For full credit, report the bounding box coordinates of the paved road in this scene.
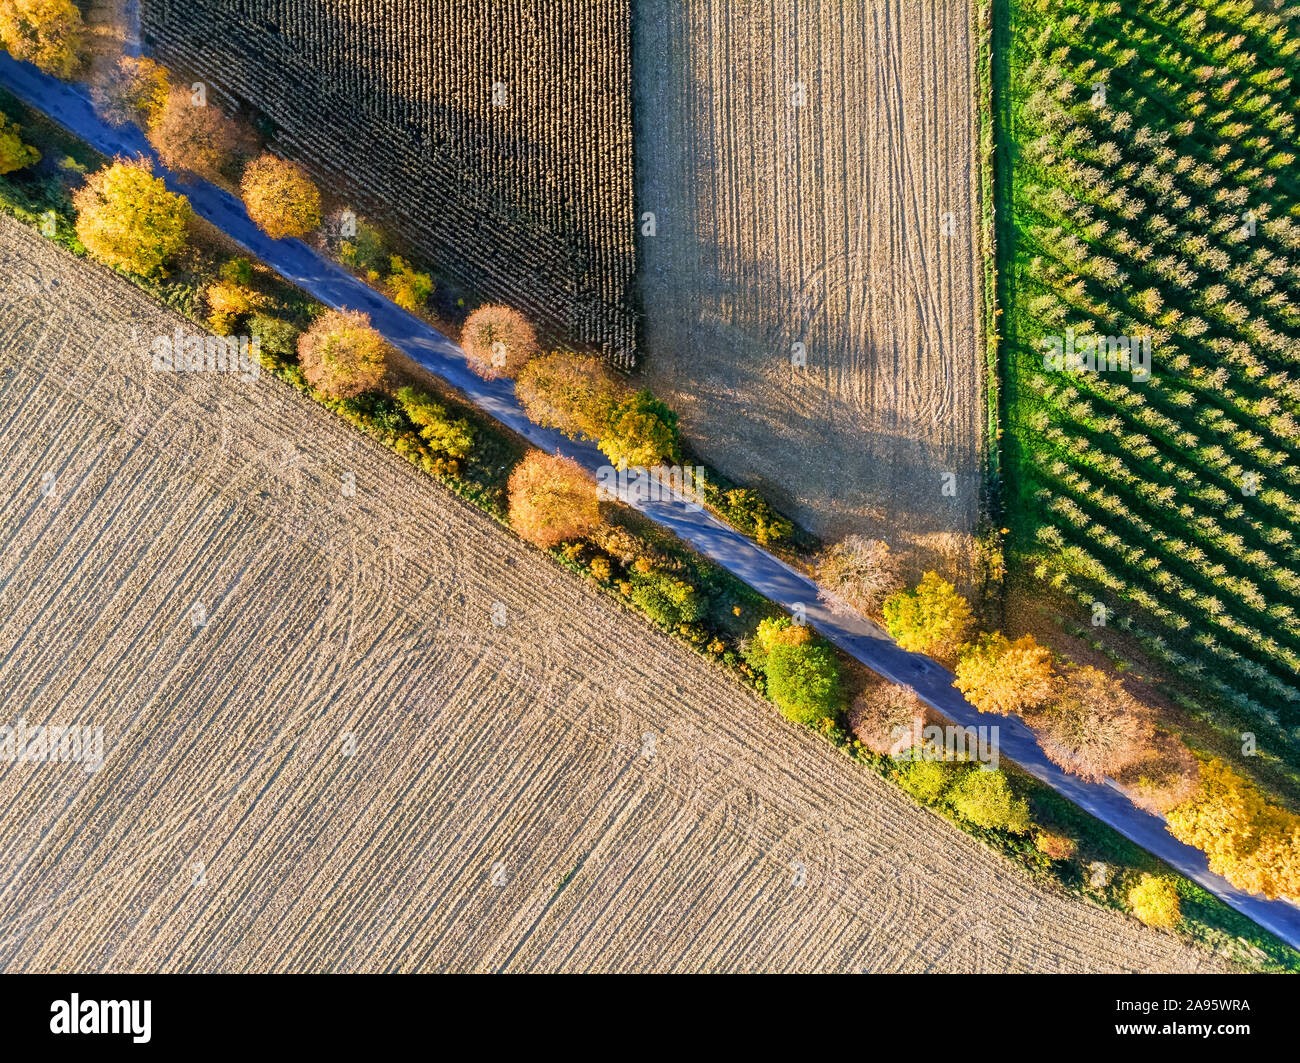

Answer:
[4,51,1299,952]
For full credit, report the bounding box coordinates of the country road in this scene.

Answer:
[2,50,1299,952]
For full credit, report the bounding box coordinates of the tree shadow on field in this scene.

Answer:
[629,0,983,562]
[643,286,979,546]
[634,164,979,560]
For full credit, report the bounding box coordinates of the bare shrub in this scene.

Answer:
[817,535,902,617]
[847,680,926,755]
[1029,666,1156,783]
[1115,731,1200,815]
[93,55,169,128]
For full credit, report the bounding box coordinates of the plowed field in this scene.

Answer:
[0,220,1219,973]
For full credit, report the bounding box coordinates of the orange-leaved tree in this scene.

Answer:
[73,158,192,277]
[297,309,390,399]
[240,153,321,239]
[461,304,538,380]
[507,451,600,549]
[148,86,251,182]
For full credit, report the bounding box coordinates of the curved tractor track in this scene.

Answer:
[635,0,985,581]
[0,219,1225,972]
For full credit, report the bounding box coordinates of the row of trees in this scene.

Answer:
[1009,0,1300,762]
[0,5,326,252]
[4,0,1234,935]
[31,60,785,694]
[824,547,1299,901]
[869,566,1166,788]
[994,0,1300,906]
[93,55,324,246]
[846,649,1185,925]
[466,331,684,472]
[66,150,316,285]
[64,152,320,288]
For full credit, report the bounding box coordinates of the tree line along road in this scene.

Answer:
[1,50,1298,952]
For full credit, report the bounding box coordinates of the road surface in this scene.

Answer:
[2,50,1298,952]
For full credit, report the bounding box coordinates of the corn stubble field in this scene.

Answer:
[0,221,1223,973]
[140,0,636,363]
[636,0,987,569]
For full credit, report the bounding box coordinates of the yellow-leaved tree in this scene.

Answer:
[0,111,40,174]
[204,260,268,335]
[386,255,432,311]
[0,0,83,79]
[514,350,625,441]
[598,390,681,468]
[1166,758,1300,901]
[73,158,192,278]
[1128,874,1181,929]
[947,768,1032,835]
[240,153,321,239]
[953,632,1056,716]
[881,571,973,659]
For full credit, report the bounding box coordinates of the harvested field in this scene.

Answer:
[635,0,987,577]
[0,219,1224,973]
[140,0,636,363]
